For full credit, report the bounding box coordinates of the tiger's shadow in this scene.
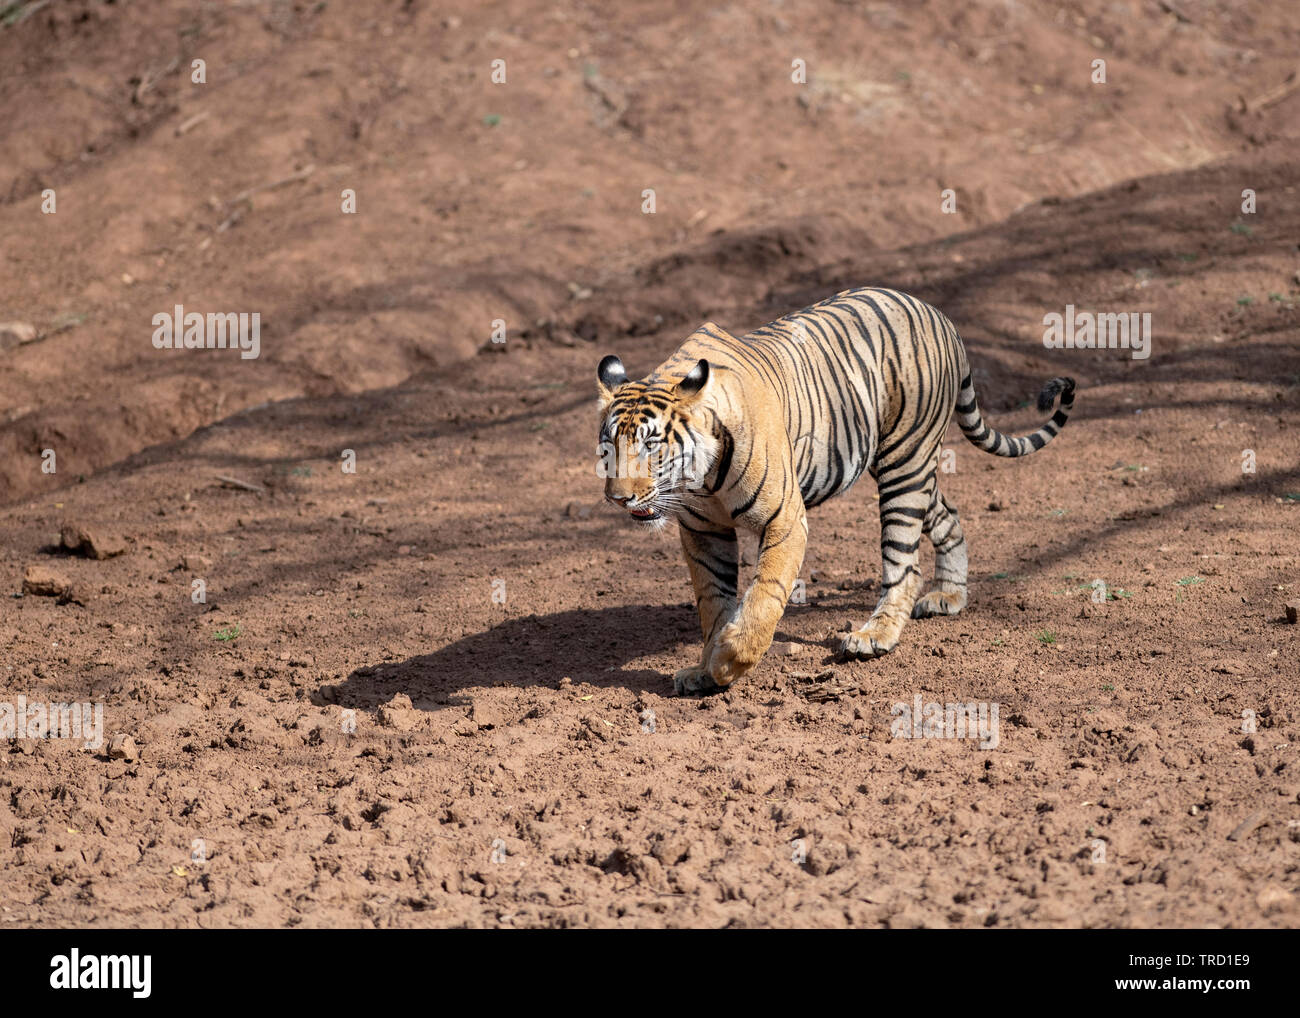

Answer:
[337,592,867,705]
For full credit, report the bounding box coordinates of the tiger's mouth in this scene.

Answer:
[628,506,660,521]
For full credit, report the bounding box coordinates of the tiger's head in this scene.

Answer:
[595,354,721,528]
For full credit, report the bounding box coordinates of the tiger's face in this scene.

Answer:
[595,355,719,528]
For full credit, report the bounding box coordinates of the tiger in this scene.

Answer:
[595,286,1075,695]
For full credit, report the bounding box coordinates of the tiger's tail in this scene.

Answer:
[955,370,1075,458]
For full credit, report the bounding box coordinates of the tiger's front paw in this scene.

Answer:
[705,620,770,688]
[673,665,720,696]
[839,618,901,659]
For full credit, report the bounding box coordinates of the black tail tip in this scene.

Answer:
[1037,377,1076,412]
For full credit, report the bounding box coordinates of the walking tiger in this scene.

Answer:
[595,287,1075,694]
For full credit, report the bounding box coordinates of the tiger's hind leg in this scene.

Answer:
[912,488,968,618]
[839,466,928,659]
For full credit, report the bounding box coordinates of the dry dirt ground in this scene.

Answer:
[1,0,1298,928]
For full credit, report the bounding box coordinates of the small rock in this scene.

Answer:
[1284,601,1298,624]
[987,498,1007,512]
[22,564,75,601]
[60,522,127,560]
[771,641,803,657]
[0,321,38,350]
[182,553,213,571]
[108,734,138,761]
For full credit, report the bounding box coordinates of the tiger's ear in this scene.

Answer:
[675,358,710,399]
[597,354,627,405]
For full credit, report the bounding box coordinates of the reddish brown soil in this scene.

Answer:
[1,0,1298,928]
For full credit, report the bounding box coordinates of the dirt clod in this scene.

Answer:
[22,565,75,601]
[60,522,127,560]
[377,694,416,730]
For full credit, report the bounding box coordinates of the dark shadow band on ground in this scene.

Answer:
[334,585,888,706]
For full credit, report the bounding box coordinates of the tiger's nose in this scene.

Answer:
[606,493,632,506]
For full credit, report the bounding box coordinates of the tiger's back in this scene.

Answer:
[719,287,964,508]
